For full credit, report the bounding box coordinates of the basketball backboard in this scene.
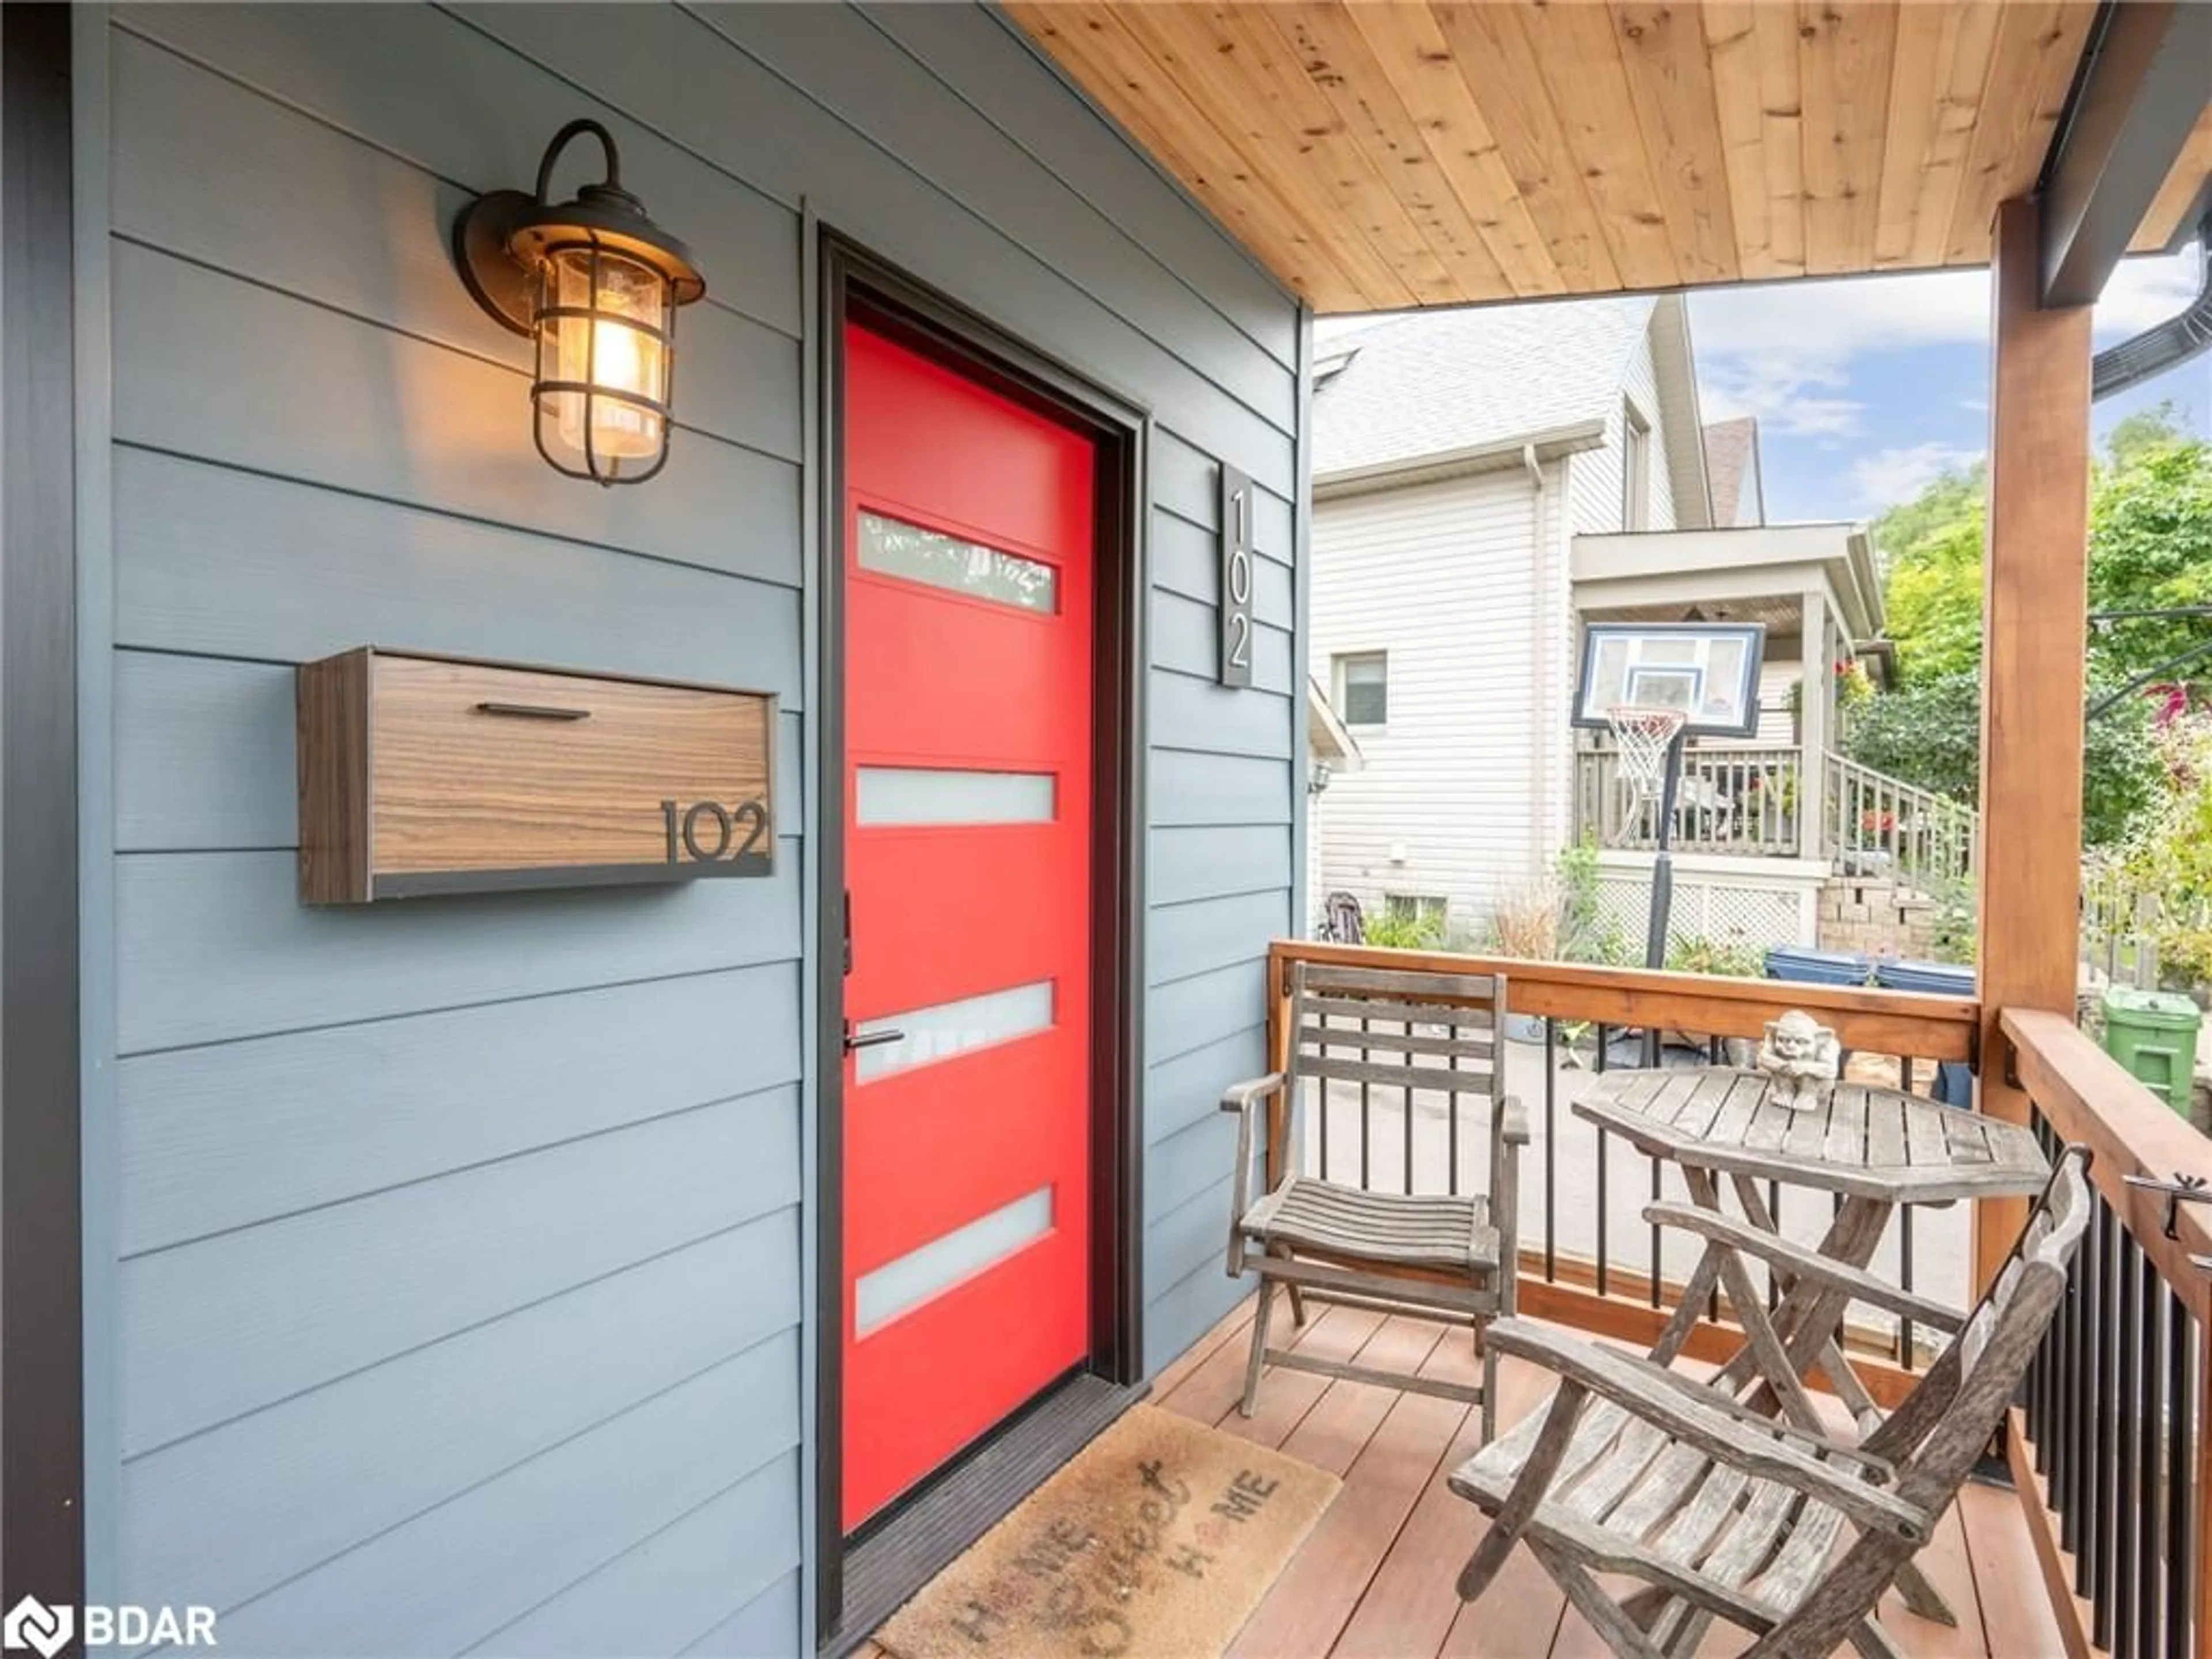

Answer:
[1572,622,1766,739]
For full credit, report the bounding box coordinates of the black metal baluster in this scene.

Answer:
[2093,1202,2120,1632]
[2112,1224,2141,1659]
[2069,1188,2103,1573]
[1544,1018,1558,1282]
[2138,1253,2167,1659]
[2166,1287,2195,1659]
[1594,1024,1609,1299]
[1650,1149,1664,1310]
[2044,1185,2061,1531]
[1897,1203,1916,1366]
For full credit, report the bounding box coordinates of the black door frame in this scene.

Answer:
[2,1,87,1634]
[812,234,1149,1641]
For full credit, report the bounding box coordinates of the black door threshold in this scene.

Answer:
[824,1371,1147,1657]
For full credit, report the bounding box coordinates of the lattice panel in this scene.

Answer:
[1597,873,1808,953]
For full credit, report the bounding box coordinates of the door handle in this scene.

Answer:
[844,1024,906,1054]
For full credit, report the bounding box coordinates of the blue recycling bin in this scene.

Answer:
[1763,945,1873,987]
[1874,959,1977,1107]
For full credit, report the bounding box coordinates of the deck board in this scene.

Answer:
[864,1293,2049,1657]
[1157,1296,2025,1658]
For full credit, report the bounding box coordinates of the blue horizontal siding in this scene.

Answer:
[121,1082,801,1456]
[122,1213,799,1617]
[202,1334,801,1658]
[85,6,1302,1653]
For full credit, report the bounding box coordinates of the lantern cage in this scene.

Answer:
[453,119,706,486]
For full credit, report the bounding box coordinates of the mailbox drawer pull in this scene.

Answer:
[473,700,592,722]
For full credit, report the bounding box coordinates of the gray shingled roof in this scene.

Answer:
[1314,297,1657,477]
[1703,416,1759,527]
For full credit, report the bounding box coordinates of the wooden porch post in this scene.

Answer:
[1975,196,2093,1289]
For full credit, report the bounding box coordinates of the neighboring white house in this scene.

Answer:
[1309,298,1914,952]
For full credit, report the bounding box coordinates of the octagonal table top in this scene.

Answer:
[1575,1067,2050,1206]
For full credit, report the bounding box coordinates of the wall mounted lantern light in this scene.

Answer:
[453,119,706,486]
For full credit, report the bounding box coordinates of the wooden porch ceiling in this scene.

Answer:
[1006,3,2212,314]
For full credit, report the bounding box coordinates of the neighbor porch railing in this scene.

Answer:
[1573,744,1804,857]
[2003,1007,2208,1659]
[1823,751,1980,889]
[1265,937,1985,1406]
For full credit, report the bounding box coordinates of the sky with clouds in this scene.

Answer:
[1685,247,2210,523]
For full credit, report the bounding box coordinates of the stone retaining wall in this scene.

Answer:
[1817,873,1937,960]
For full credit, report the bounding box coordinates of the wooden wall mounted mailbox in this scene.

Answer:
[297,647,776,903]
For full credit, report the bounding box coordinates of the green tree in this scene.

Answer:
[1868,407,2210,693]
[1840,671,2162,846]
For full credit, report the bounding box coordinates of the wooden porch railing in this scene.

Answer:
[1823,751,1980,889]
[2001,1007,2209,1659]
[1574,744,1804,856]
[1264,937,1984,1410]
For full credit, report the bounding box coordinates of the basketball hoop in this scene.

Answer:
[1604,705,1688,805]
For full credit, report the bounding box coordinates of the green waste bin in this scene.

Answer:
[2099,987,2202,1119]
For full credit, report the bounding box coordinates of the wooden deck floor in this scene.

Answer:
[866,1295,2063,1658]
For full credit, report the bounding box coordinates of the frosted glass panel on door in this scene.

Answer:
[855,1185,1054,1333]
[854,980,1054,1081]
[857,512,1056,613]
[857,767,1055,826]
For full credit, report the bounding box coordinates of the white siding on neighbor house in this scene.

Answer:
[1312,471,1554,934]
[1562,315,1676,540]
[1756,657,1802,745]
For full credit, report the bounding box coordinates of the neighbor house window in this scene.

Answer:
[1623,402,1652,531]
[1335,652,1387,726]
[1384,894,1448,927]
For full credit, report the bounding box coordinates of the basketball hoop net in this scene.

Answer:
[1604,705,1688,805]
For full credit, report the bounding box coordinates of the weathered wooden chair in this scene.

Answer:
[1449,1146,2092,1659]
[1221,961,1526,1441]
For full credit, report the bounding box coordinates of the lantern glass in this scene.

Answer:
[533,244,673,476]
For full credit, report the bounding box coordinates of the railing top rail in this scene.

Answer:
[1270,938,1980,1062]
[2000,1006,2212,1321]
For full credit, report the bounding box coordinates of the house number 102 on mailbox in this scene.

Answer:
[662,798,771,868]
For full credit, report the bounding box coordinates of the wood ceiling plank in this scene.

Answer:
[1702,2,1778,280]
[1429,2,1623,296]
[1749,0,1809,278]
[1611,2,1741,286]
[1335,0,1567,297]
[2131,101,2212,253]
[1901,0,2006,270]
[1508,0,1684,291]
[1870,1,1952,270]
[1007,1,1369,309]
[1944,2,2097,265]
[1175,2,1462,307]
[1048,1,1406,309]
[1263,2,1513,301]
[1797,1,1899,279]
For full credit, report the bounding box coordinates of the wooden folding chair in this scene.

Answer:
[1220,961,1527,1441]
[1449,1147,2093,1658]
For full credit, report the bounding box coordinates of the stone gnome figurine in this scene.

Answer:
[1755,1009,1841,1111]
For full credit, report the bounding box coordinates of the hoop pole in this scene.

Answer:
[1641,728,1690,1063]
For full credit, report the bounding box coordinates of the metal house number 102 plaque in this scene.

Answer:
[1219,463,1254,688]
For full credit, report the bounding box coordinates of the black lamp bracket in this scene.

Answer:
[452,118,703,339]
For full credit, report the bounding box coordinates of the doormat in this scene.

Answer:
[875,1404,1339,1659]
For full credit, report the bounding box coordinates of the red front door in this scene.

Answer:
[840,322,1094,1531]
